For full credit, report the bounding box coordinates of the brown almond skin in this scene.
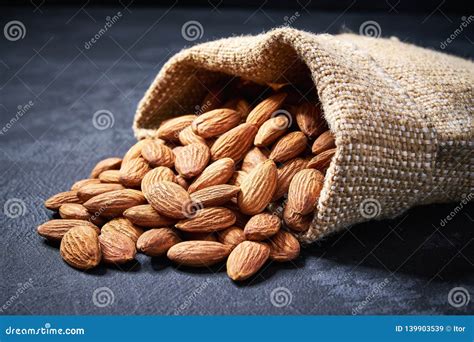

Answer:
[241,147,268,173]
[122,139,148,164]
[238,160,277,215]
[295,102,326,138]
[269,131,308,163]
[312,130,335,154]
[176,175,189,190]
[37,219,99,241]
[98,170,121,183]
[157,115,196,142]
[141,166,177,196]
[137,228,181,256]
[123,204,177,228]
[77,183,125,202]
[175,207,236,233]
[59,203,92,221]
[254,115,290,147]
[119,157,151,188]
[272,158,308,201]
[60,226,101,270]
[99,231,136,264]
[210,123,258,162]
[283,205,312,232]
[244,213,281,241]
[269,231,300,262]
[190,185,240,207]
[90,157,122,178]
[192,108,241,138]
[287,169,324,215]
[141,139,175,168]
[246,93,287,128]
[44,191,82,211]
[307,148,336,172]
[71,178,101,191]
[179,126,207,145]
[188,158,235,193]
[101,218,144,243]
[226,241,270,281]
[83,189,146,218]
[174,143,211,179]
[167,241,232,267]
[217,226,245,248]
[142,181,192,219]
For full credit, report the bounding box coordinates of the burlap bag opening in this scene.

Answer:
[133,28,473,244]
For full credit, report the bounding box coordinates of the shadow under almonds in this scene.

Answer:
[305,202,474,281]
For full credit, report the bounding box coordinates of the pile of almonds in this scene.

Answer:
[37,80,336,281]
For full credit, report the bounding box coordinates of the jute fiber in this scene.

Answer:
[133,28,473,244]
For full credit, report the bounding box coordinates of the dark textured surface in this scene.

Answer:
[0,4,473,315]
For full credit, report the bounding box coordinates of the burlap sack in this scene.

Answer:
[133,28,473,244]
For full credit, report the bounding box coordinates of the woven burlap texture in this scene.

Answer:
[133,28,473,244]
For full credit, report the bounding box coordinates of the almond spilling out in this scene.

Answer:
[141,166,177,195]
[44,191,82,211]
[101,218,144,243]
[192,108,241,138]
[175,207,236,233]
[71,178,101,191]
[174,143,210,178]
[77,183,125,202]
[98,170,121,183]
[167,241,232,267]
[99,231,136,264]
[59,203,92,221]
[119,157,151,188]
[60,226,101,270]
[83,189,146,218]
[188,158,235,193]
[123,204,177,227]
[217,226,246,248]
[246,93,287,128]
[244,213,281,241]
[241,147,267,173]
[210,123,258,162]
[287,169,324,215]
[307,148,336,171]
[142,181,191,219]
[227,241,270,281]
[157,115,196,142]
[141,139,175,168]
[269,131,308,163]
[137,228,181,257]
[269,231,301,262]
[295,102,326,138]
[190,184,240,207]
[312,130,335,154]
[90,157,122,178]
[37,219,99,241]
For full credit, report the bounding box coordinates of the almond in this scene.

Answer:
[178,125,207,145]
[283,205,311,232]
[71,178,101,191]
[142,181,191,219]
[307,147,336,171]
[269,230,300,262]
[83,189,146,218]
[190,184,240,207]
[188,158,235,193]
[217,226,245,248]
[122,139,148,164]
[175,207,236,233]
[238,159,277,215]
[99,231,136,264]
[287,169,324,215]
[241,147,268,173]
[254,115,290,147]
[226,241,270,281]
[176,175,189,190]
[137,228,181,256]
[167,241,232,267]
[44,191,82,211]
[77,183,125,202]
[141,167,177,195]
[59,203,92,221]
[192,108,241,138]
[101,217,144,243]
[295,102,326,138]
[37,219,99,241]
[90,157,122,178]
[119,157,151,188]
[123,204,177,227]
[311,130,335,154]
[98,170,121,183]
[174,143,210,178]
[244,213,281,241]
[141,139,175,167]
[60,226,101,270]
[210,123,258,162]
[246,93,287,127]
[269,131,308,163]
[157,115,196,142]
[272,158,307,201]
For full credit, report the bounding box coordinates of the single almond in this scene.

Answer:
[272,158,308,201]
[192,108,241,138]
[283,205,311,232]
[77,183,125,202]
[217,226,245,248]
[141,139,175,167]
[123,204,177,227]
[287,169,324,215]
[37,219,99,241]
[101,217,144,243]
[244,213,281,241]
[190,184,240,207]
[188,158,235,193]
[226,241,270,281]
[83,189,146,218]
[122,139,148,164]
[238,159,277,215]
[98,170,121,183]
[175,207,236,233]
[241,147,268,173]
[246,93,287,127]
[59,203,92,221]
[269,131,308,163]
[157,115,196,142]
[137,228,181,256]
[71,178,101,191]
[210,123,258,162]
[254,115,290,147]
[142,181,192,219]
[44,191,82,211]
[295,102,326,138]
[60,226,101,270]
[174,143,211,179]
[269,230,300,262]
[179,125,207,145]
[99,231,136,264]
[119,157,151,188]
[90,157,122,178]
[167,241,232,267]
[312,130,335,154]
[141,166,177,195]
[307,148,336,172]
